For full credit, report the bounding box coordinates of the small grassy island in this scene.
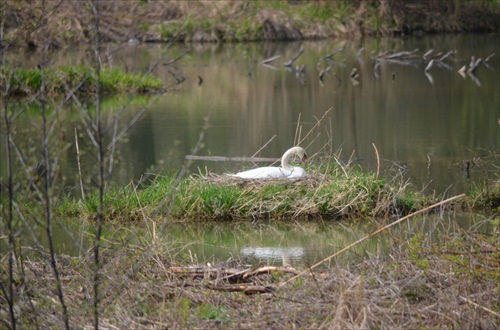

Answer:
[54,163,499,223]
[1,66,164,97]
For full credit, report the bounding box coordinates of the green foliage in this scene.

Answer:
[175,297,191,327]
[0,65,163,97]
[407,233,429,270]
[47,160,494,223]
[177,179,246,220]
[196,303,228,320]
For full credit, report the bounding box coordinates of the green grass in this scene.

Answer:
[1,65,164,97]
[49,164,434,222]
[10,160,499,223]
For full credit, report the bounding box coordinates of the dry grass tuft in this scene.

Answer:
[4,217,498,329]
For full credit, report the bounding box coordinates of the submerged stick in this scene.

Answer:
[278,193,466,289]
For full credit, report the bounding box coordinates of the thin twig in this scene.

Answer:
[39,1,70,327]
[251,135,277,158]
[298,107,333,145]
[459,296,500,318]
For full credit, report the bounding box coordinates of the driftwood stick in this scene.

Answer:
[284,45,305,67]
[262,55,281,64]
[186,155,278,162]
[423,49,434,59]
[209,284,275,294]
[384,48,419,59]
[278,194,466,289]
[468,57,483,74]
[242,266,300,279]
[438,50,455,62]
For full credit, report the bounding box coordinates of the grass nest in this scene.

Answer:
[172,164,432,221]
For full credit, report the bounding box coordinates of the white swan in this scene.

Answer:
[231,146,307,179]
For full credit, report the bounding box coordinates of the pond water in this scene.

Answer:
[2,33,499,264]
[16,211,491,267]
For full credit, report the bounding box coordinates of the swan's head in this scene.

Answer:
[298,148,307,164]
[288,146,307,164]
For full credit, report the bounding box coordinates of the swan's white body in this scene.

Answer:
[231,147,307,179]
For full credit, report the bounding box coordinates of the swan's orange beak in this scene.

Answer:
[301,154,307,164]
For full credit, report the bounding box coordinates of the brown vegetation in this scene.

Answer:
[2,0,499,50]
[5,218,498,329]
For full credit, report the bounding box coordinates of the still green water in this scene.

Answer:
[1,33,498,263]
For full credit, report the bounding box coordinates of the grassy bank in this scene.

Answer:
[3,1,499,49]
[1,66,164,97]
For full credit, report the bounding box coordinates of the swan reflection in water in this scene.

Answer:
[230,146,307,179]
[240,246,305,266]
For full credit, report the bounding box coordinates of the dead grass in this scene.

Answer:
[3,1,499,49]
[3,216,498,329]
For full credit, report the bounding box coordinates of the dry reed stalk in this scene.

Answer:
[372,143,380,179]
[298,107,332,146]
[74,128,85,200]
[251,134,277,158]
[278,193,466,288]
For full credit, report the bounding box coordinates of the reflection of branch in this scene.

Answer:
[163,50,188,66]
[467,72,482,87]
[383,48,419,60]
[484,53,495,63]
[425,71,434,85]
[424,59,434,72]
[321,47,344,60]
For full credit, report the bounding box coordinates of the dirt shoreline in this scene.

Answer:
[2,1,499,51]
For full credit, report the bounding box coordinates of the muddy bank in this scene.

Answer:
[2,1,499,50]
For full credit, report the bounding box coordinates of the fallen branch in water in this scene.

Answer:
[284,45,304,67]
[185,155,278,162]
[262,55,281,64]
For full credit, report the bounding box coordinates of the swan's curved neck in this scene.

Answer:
[281,147,300,170]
